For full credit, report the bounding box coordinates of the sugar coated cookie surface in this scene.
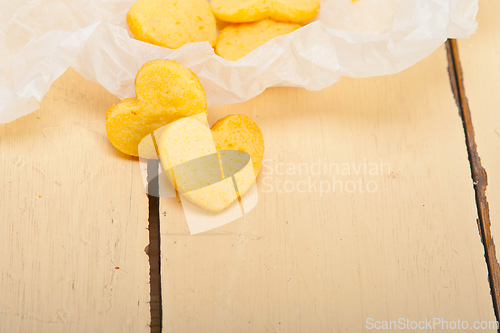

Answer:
[127,0,217,48]
[210,0,319,23]
[215,19,300,61]
[106,59,207,156]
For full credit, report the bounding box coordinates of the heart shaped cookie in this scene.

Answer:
[215,19,301,61]
[127,0,217,48]
[210,0,320,23]
[106,59,207,156]
[211,114,264,177]
[157,115,264,212]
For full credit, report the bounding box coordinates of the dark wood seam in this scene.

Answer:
[446,39,500,327]
[147,159,162,333]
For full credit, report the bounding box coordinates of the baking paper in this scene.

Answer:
[0,0,478,123]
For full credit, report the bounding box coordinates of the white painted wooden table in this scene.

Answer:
[1,1,499,331]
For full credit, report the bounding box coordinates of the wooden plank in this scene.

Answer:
[160,45,496,332]
[0,69,150,332]
[456,0,500,318]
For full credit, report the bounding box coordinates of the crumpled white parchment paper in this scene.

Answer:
[0,0,478,123]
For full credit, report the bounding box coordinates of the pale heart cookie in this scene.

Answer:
[127,0,217,48]
[210,0,320,23]
[106,59,207,156]
[157,116,264,212]
[215,19,301,61]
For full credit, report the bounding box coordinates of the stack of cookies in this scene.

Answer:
[106,59,265,212]
[127,0,320,61]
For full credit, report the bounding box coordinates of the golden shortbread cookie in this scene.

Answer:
[215,19,301,61]
[211,114,265,177]
[106,59,207,156]
[157,115,264,212]
[210,0,320,23]
[127,0,217,48]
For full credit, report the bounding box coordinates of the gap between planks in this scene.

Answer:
[147,160,162,333]
[446,38,500,327]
